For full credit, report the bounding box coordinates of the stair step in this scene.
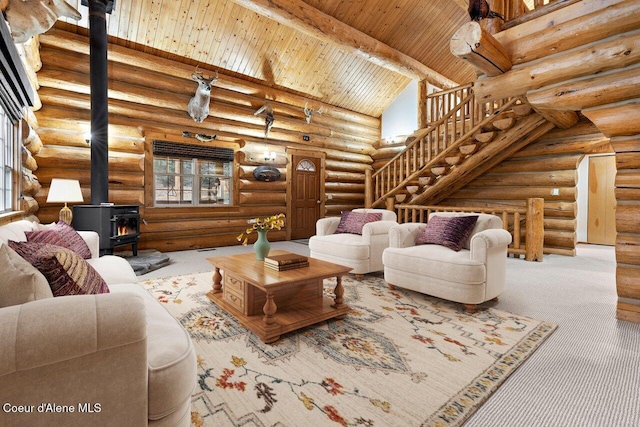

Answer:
[459,144,479,155]
[406,185,420,194]
[418,176,434,186]
[512,104,533,117]
[475,131,496,143]
[445,155,463,166]
[431,165,450,176]
[395,193,407,203]
[493,117,516,130]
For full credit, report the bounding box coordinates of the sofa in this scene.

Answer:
[309,208,398,279]
[0,220,197,426]
[382,213,512,312]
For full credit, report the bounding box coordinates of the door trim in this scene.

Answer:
[286,148,326,240]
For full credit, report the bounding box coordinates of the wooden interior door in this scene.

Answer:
[588,155,616,245]
[290,155,321,239]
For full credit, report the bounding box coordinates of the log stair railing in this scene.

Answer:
[366,91,547,209]
[393,198,545,261]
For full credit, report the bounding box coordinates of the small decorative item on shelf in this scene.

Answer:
[237,213,285,260]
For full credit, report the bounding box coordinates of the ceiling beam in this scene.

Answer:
[228,0,458,88]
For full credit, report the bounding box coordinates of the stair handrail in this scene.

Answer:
[369,96,518,208]
[369,91,475,207]
[404,97,518,206]
[373,91,475,179]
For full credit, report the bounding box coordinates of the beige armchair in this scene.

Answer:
[309,208,398,279]
[382,213,512,312]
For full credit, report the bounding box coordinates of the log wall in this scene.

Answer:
[31,29,379,251]
[439,118,610,256]
[614,134,640,321]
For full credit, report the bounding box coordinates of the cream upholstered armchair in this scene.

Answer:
[382,213,512,312]
[309,208,398,279]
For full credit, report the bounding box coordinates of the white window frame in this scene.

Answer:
[0,108,17,213]
[153,155,234,207]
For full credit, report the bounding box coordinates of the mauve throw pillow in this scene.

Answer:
[8,241,109,297]
[415,215,479,251]
[26,221,92,259]
[334,211,383,235]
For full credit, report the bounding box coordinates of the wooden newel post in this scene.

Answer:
[525,197,544,261]
[385,197,395,213]
[365,168,373,208]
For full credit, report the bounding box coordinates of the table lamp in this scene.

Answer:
[46,179,84,224]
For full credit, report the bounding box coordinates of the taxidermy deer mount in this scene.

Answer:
[188,66,218,123]
[3,0,82,43]
[254,102,275,138]
[303,103,323,124]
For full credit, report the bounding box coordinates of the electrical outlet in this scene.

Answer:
[551,188,560,196]
[302,135,310,141]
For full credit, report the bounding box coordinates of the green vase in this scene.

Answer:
[254,228,270,261]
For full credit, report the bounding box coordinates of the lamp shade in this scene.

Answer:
[46,179,84,204]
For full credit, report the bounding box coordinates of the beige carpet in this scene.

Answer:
[141,272,556,427]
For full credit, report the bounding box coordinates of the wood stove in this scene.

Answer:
[73,205,140,256]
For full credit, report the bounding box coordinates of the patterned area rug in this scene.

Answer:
[141,272,556,427]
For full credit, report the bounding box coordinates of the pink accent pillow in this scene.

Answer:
[8,241,109,297]
[26,221,92,259]
[415,215,479,251]
[334,211,383,235]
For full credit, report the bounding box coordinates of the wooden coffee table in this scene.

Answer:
[206,250,352,343]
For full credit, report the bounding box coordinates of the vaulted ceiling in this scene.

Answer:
[55,0,477,118]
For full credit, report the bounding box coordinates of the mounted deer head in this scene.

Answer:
[5,0,82,43]
[303,103,324,124]
[187,66,218,123]
[254,102,275,138]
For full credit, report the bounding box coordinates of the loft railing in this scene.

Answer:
[392,198,545,261]
[427,83,474,125]
[505,0,582,28]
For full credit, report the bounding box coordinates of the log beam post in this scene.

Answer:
[365,168,373,208]
[532,108,579,129]
[525,197,544,262]
[450,22,512,77]
[418,80,428,129]
[385,197,395,213]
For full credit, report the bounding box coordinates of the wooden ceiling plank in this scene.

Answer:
[182,1,217,61]
[133,0,153,53]
[233,14,267,77]
[210,2,239,69]
[227,9,264,75]
[227,0,458,87]
[155,0,184,54]
[239,15,280,79]
[113,0,132,40]
[142,0,164,52]
[165,0,194,58]
[197,0,233,65]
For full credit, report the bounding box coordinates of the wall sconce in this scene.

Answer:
[46,179,84,225]
[263,149,276,162]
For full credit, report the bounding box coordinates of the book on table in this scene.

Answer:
[264,253,308,266]
[264,261,309,271]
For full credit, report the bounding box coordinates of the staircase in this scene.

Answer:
[366,84,555,208]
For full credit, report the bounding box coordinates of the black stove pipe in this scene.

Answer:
[87,0,109,204]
